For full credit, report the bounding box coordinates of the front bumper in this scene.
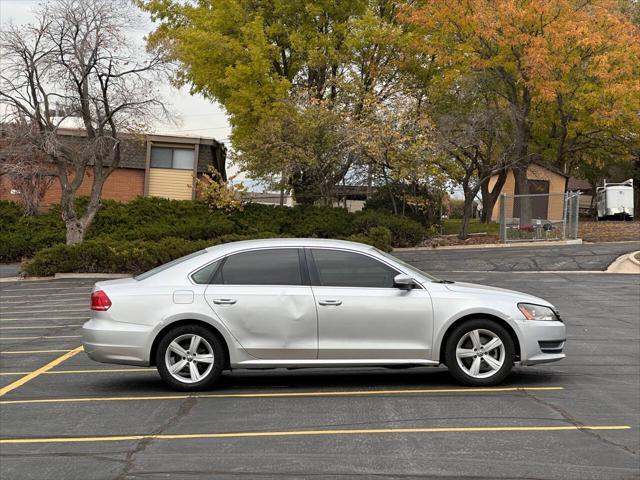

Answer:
[82,318,154,366]
[517,319,566,365]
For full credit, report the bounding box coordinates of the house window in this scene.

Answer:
[150,147,195,170]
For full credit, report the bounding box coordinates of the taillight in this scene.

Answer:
[91,290,112,311]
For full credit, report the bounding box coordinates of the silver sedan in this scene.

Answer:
[83,239,566,390]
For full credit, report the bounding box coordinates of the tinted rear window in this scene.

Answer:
[191,260,221,284]
[219,249,302,285]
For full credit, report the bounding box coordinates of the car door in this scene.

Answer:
[203,248,317,360]
[308,248,433,360]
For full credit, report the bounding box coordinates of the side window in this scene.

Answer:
[191,260,221,285]
[150,146,195,170]
[310,249,398,288]
[219,249,302,286]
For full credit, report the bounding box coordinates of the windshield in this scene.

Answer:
[135,249,207,281]
[374,248,440,282]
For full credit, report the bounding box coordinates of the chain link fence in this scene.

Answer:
[499,192,581,242]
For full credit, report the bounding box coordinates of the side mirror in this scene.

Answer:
[393,274,416,290]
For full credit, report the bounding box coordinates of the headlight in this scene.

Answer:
[518,303,560,321]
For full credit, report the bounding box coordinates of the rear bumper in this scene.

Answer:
[82,318,153,367]
[517,320,566,366]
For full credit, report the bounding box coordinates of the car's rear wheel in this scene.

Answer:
[156,324,224,391]
[444,318,515,386]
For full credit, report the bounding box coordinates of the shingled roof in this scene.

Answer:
[54,128,226,174]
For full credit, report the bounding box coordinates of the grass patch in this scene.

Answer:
[441,219,500,236]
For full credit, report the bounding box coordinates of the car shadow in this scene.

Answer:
[96,365,562,393]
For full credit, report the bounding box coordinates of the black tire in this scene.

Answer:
[155,324,225,391]
[444,318,515,387]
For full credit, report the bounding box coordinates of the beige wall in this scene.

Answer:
[489,165,567,221]
[147,168,194,200]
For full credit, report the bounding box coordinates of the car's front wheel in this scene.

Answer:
[156,324,225,391]
[444,318,515,386]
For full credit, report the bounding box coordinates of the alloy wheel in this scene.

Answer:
[164,333,215,384]
[455,328,505,379]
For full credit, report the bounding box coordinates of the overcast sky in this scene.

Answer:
[0,0,236,169]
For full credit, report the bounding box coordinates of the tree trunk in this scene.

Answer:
[513,165,532,224]
[58,166,106,245]
[458,185,479,240]
[508,85,533,225]
[65,219,86,245]
[480,169,507,223]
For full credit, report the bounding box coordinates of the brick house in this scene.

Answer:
[0,128,226,206]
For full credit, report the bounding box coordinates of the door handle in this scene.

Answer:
[318,299,342,306]
[212,298,237,305]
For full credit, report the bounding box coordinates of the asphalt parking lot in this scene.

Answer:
[395,241,640,272]
[0,270,639,479]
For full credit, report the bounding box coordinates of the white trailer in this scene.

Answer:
[596,179,634,220]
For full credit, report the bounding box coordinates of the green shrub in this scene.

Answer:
[5,196,427,266]
[0,201,24,230]
[24,238,212,276]
[352,210,425,247]
[346,226,393,252]
[0,204,66,262]
[23,233,290,277]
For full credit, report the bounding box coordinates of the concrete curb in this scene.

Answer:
[394,239,583,251]
[0,276,53,283]
[606,251,640,274]
[54,273,132,279]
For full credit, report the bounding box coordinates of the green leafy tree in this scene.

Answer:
[139,0,419,202]
[405,0,640,223]
[430,76,513,239]
[234,100,357,204]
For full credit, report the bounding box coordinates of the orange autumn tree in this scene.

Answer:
[405,0,640,222]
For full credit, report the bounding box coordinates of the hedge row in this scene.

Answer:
[24,227,394,277]
[1,197,426,263]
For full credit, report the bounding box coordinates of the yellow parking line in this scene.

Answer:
[1,349,74,354]
[0,346,84,397]
[0,335,82,341]
[0,425,630,445]
[0,386,563,405]
[0,368,153,376]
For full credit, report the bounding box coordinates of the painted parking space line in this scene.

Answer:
[1,349,75,355]
[1,287,93,293]
[0,309,88,315]
[0,425,630,445]
[0,303,88,309]
[1,292,93,299]
[0,346,84,397]
[0,319,89,325]
[0,301,89,307]
[0,317,89,323]
[0,325,83,331]
[0,335,82,341]
[0,368,153,376]
[0,303,89,308]
[0,386,564,405]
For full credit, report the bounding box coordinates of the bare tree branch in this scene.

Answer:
[0,0,168,243]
